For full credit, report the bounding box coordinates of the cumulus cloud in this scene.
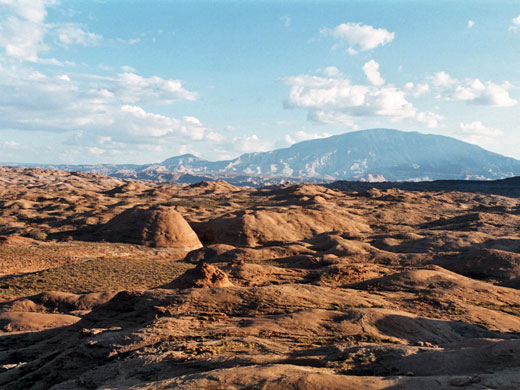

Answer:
[467,20,475,28]
[308,110,356,127]
[415,111,443,129]
[431,71,457,87]
[0,0,104,63]
[0,1,222,162]
[509,15,520,31]
[362,60,385,86]
[458,121,503,146]
[404,82,430,97]
[229,135,273,153]
[430,72,517,107]
[321,66,342,78]
[321,22,395,53]
[113,72,197,104]
[53,23,102,46]
[284,64,440,128]
[285,130,331,145]
[118,105,205,139]
[0,63,211,153]
[459,121,502,137]
[0,0,50,61]
[120,65,135,73]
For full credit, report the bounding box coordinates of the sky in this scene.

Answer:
[0,0,519,164]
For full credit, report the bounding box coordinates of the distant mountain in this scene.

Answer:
[208,129,520,181]
[161,154,212,171]
[4,129,520,185]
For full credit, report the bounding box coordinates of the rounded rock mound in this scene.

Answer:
[164,262,233,289]
[99,206,202,249]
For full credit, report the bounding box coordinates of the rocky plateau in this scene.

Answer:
[0,166,520,389]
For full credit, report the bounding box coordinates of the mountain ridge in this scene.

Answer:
[4,128,520,185]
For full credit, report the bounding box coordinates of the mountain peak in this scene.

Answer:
[43,129,520,185]
[161,154,205,165]
[158,128,520,182]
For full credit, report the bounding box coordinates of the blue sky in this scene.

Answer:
[0,0,519,164]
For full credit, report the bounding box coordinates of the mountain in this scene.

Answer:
[161,154,213,171]
[209,129,520,181]
[4,129,520,185]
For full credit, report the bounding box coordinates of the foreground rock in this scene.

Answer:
[164,262,234,289]
[99,206,203,249]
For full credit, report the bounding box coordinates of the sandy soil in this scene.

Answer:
[1,166,520,389]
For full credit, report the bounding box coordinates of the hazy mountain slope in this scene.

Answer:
[4,129,520,183]
[214,129,520,181]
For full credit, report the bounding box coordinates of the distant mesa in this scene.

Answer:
[98,206,202,249]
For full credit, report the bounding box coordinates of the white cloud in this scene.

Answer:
[473,81,517,107]
[0,63,208,154]
[362,59,385,86]
[3,140,21,149]
[415,111,443,129]
[113,72,197,104]
[431,71,457,87]
[284,64,438,128]
[321,22,395,52]
[509,15,520,31]
[205,131,225,143]
[321,66,342,77]
[231,134,273,153]
[459,121,502,137]
[0,1,213,162]
[57,74,70,81]
[404,82,429,97]
[0,0,103,63]
[120,65,135,73]
[308,110,355,127]
[285,130,331,145]
[430,72,517,107]
[0,0,49,61]
[87,146,105,155]
[467,20,475,28]
[53,23,102,46]
[458,121,503,146]
[118,105,203,138]
[1,0,51,22]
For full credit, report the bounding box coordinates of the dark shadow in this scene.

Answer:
[327,176,520,199]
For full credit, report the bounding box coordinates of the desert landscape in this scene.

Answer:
[0,166,519,389]
[2,0,520,388]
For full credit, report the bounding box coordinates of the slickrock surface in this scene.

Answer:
[1,166,520,389]
[99,206,203,249]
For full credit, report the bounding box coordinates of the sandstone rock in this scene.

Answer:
[99,206,202,249]
[165,262,233,289]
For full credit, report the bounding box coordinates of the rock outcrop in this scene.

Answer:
[99,206,202,249]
